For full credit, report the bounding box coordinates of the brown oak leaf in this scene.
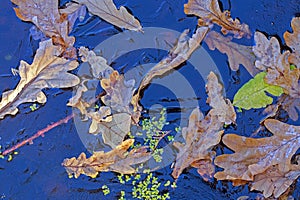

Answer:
[204,31,259,76]
[11,0,76,57]
[251,163,300,198]
[214,119,300,186]
[133,27,209,111]
[279,95,300,121]
[74,0,142,32]
[184,0,251,39]
[284,17,300,67]
[62,139,151,178]
[172,72,236,179]
[0,39,79,119]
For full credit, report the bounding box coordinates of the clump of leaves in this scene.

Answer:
[232,17,300,121]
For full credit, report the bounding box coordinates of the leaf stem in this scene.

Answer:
[1,113,75,156]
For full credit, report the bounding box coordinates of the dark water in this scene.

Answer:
[0,0,299,199]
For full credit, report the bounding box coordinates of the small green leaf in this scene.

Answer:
[233,72,283,110]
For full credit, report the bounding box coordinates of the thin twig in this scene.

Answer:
[1,113,75,156]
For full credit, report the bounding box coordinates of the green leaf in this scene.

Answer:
[233,72,283,110]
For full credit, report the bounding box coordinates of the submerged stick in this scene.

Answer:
[1,113,75,156]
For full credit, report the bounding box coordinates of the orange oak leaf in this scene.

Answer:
[204,31,259,76]
[251,163,300,198]
[184,0,251,39]
[11,0,76,58]
[62,139,151,178]
[74,0,142,32]
[172,72,236,179]
[284,17,300,67]
[214,119,300,186]
[0,39,79,119]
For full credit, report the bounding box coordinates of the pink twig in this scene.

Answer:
[1,113,75,156]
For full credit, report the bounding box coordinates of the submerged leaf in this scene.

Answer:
[214,119,300,186]
[204,31,259,76]
[62,139,151,178]
[233,72,283,110]
[280,95,300,121]
[74,0,142,31]
[0,39,79,119]
[184,0,251,38]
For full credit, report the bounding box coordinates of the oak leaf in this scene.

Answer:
[284,17,300,67]
[233,72,283,110]
[251,163,300,198]
[133,27,209,110]
[204,31,259,76]
[0,39,79,119]
[184,0,251,39]
[62,139,151,178]
[214,119,300,186]
[74,0,142,32]
[253,32,282,71]
[11,0,76,57]
[172,72,236,179]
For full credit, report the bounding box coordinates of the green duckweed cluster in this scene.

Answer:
[100,108,178,199]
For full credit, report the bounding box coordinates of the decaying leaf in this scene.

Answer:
[233,72,283,110]
[0,39,79,119]
[251,163,300,198]
[11,0,76,57]
[184,0,251,39]
[284,17,300,67]
[172,72,236,179]
[280,95,300,121]
[204,31,259,76]
[214,119,300,187]
[133,27,209,110]
[74,0,142,32]
[62,139,151,178]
